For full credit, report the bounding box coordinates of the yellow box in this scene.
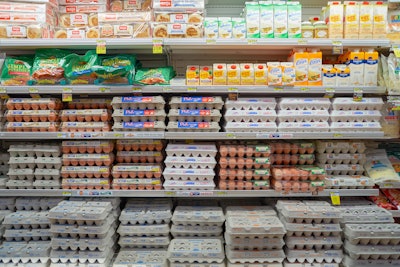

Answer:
[213,63,227,85]
[308,50,322,86]
[186,65,199,86]
[364,49,378,86]
[267,62,282,86]
[326,1,344,39]
[373,1,388,39]
[227,63,240,85]
[359,1,373,39]
[240,63,254,85]
[344,1,359,39]
[199,65,213,86]
[254,63,268,85]
[289,49,308,86]
[281,62,295,86]
[322,65,337,87]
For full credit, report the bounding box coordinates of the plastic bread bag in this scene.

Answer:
[1,55,33,86]
[64,50,98,85]
[31,49,70,85]
[110,0,151,12]
[365,149,400,183]
[387,53,400,94]
[378,54,387,88]
[93,54,136,85]
[134,66,176,85]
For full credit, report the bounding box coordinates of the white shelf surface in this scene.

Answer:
[0,188,379,197]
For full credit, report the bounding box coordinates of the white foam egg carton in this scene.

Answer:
[33,180,61,189]
[330,110,382,122]
[280,205,341,224]
[320,164,364,176]
[344,241,400,260]
[163,168,215,181]
[112,249,168,267]
[117,224,170,237]
[224,110,277,123]
[224,122,277,132]
[342,255,400,267]
[50,216,115,238]
[171,225,223,237]
[51,231,115,251]
[278,122,330,132]
[15,197,64,211]
[330,122,382,132]
[325,176,374,189]
[0,176,8,188]
[113,121,166,131]
[0,241,51,265]
[277,110,330,123]
[169,109,222,122]
[283,262,338,267]
[50,247,114,264]
[8,144,60,157]
[119,236,171,248]
[172,206,224,226]
[169,97,224,110]
[316,141,366,154]
[165,156,217,169]
[60,109,110,121]
[7,168,34,180]
[34,145,61,157]
[3,228,51,241]
[168,238,224,263]
[278,98,331,110]
[285,248,343,263]
[285,236,343,250]
[34,169,61,180]
[225,206,276,217]
[6,180,33,189]
[344,223,400,245]
[172,263,226,267]
[166,144,217,157]
[3,211,49,229]
[225,234,284,250]
[0,197,16,210]
[116,151,164,164]
[111,96,166,110]
[0,165,8,175]
[167,121,220,132]
[35,157,62,169]
[0,152,10,164]
[225,215,285,237]
[226,247,285,264]
[338,206,395,224]
[317,153,366,165]
[112,109,166,122]
[225,98,277,110]
[8,157,36,169]
[331,97,384,111]
[119,206,171,225]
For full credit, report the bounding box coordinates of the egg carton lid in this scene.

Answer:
[163,180,216,190]
[325,176,373,188]
[35,157,62,163]
[170,96,223,104]
[332,97,384,105]
[278,110,329,116]
[112,109,166,117]
[316,140,366,148]
[9,156,36,163]
[50,247,114,263]
[113,249,168,267]
[225,233,284,246]
[229,263,282,267]
[62,140,112,147]
[61,178,111,186]
[225,97,277,108]
[112,96,165,105]
[165,157,216,169]
[117,224,170,236]
[172,205,225,223]
[224,122,277,131]
[119,206,171,222]
[50,216,115,235]
[344,240,400,255]
[4,228,51,238]
[168,238,224,263]
[279,205,341,220]
[169,108,221,116]
[61,166,110,172]
[338,206,394,223]
[285,248,343,263]
[113,121,166,130]
[113,164,162,172]
[6,109,58,115]
[51,229,115,248]
[342,255,400,267]
[330,110,382,117]
[344,223,400,238]
[49,201,112,221]
[164,167,214,177]
[278,122,330,130]
[172,263,226,267]
[285,235,342,246]
[330,122,382,131]
[226,247,285,263]
[3,211,49,226]
[34,168,61,175]
[0,241,51,258]
[6,180,33,186]
[317,153,365,160]
[225,206,276,217]
[171,225,223,235]
[225,109,277,117]
[7,97,60,103]
[225,215,285,234]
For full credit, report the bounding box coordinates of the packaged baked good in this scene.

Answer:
[0,12,56,25]
[0,2,57,14]
[99,22,150,38]
[31,49,69,85]
[110,0,151,11]
[59,13,98,28]
[98,12,152,23]
[154,11,204,23]
[1,56,33,86]
[134,67,176,85]
[54,27,99,38]
[0,23,51,39]
[152,23,202,38]
[64,50,98,85]
[93,54,136,85]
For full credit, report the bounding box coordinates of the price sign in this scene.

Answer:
[152,39,163,54]
[330,191,341,205]
[332,40,343,55]
[96,40,106,54]
[353,88,363,102]
[62,88,73,102]
[324,88,335,98]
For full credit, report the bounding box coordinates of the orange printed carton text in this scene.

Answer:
[213,63,227,85]
[322,65,337,87]
[344,1,360,39]
[240,63,255,85]
[373,1,388,39]
[289,49,308,86]
[281,62,295,86]
[308,49,322,86]
[326,1,343,39]
[227,64,240,85]
[200,65,213,86]
[254,63,268,85]
[267,62,282,86]
[359,1,373,39]
[186,65,199,86]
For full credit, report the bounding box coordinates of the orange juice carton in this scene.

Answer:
[218,17,232,38]
[359,1,373,39]
[267,62,282,86]
[322,65,337,87]
[364,49,378,86]
[245,2,260,38]
[186,65,199,86]
[227,64,240,85]
[289,49,308,86]
[281,62,295,86]
[307,49,322,86]
[287,2,302,38]
[335,64,350,87]
[273,1,288,38]
[213,63,227,85]
[200,65,213,86]
[254,63,268,85]
[240,63,255,85]
[373,1,388,39]
[259,1,274,38]
[326,1,344,39]
[344,1,360,39]
[346,50,365,86]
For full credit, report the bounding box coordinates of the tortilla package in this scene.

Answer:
[93,54,137,85]
[31,49,70,85]
[1,56,33,86]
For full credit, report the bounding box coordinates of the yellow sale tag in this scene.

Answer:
[153,45,163,54]
[330,192,341,205]
[96,40,106,54]
[62,93,72,102]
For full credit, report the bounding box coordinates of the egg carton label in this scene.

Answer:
[62,166,109,172]
[121,96,154,103]
[123,109,156,116]
[166,156,215,164]
[179,109,211,116]
[122,122,155,128]
[118,151,162,157]
[114,165,161,172]
[64,122,106,127]
[113,178,161,185]
[63,178,109,184]
[63,154,111,159]
[177,122,210,128]
[8,110,53,115]
[63,141,109,147]
[181,96,215,103]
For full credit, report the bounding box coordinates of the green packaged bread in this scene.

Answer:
[31,49,70,85]
[93,54,137,85]
[134,66,176,85]
[64,50,98,85]
[1,56,33,86]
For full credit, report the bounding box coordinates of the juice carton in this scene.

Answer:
[227,64,240,85]
[254,63,268,85]
[373,1,388,39]
[281,62,295,86]
[326,1,344,39]
[240,63,255,85]
[204,17,218,38]
[289,49,308,86]
[186,65,199,86]
[213,63,227,85]
[308,49,322,86]
[245,2,260,38]
[346,50,364,86]
[322,65,337,87]
[287,2,302,38]
[344,1,360,39]
[232,17,246,38]
[364,49,378,86]
[218,17,232,38]
[335,64,350,87]
[359,1,373,39]
[273,1,288,38]
[200,65,213,86]
[259,1,274,38]
[267,62,282,86]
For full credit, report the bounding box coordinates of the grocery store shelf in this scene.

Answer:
[0,188,379,197]
[0,132,165,139]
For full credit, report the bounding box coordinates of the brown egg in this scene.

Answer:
[291,144,299,154]
[274,154,283,165]
[95,159,104,166]
[245,158,253,169]
[237,158,245,169]
[93,172,101,178]
[102,171,109,178]
[14,103,23,110]
[76,103,84,109]
[23,103,31,110]
[87,147,95,153]
[154,172,161,179]
[32,103,40,110]
[228,169,237,180]
[49,125,58,132]
[220,146,228,157]
[306,147,315,154]
[69,172,77,178]
[228,146,237,157]
[283,181,292,192]
[245,170,253,180]
[298,147,306,154]
[85,115,93,122]
[283,154,291,165]
[300,182,309,192]
[78,172,86,178]
[121,172,129,178]
[132,144,140,151]
[292,182,300,192]
[309,174,317,181]
[274,181,283,191]
[219,181,227,190]
[283,143,291,154]
[77,127,85,132]
[290,155,299,165]
[253,171,260,180]
[6,102,14,110]
[48,112,57,122]
[137,171,145,178]
[228,180,236,190]
[139,144,148,151]
[137,185,145,190]
[291,169,300,181]
[61,172,69,179]
[220,158,228,168]
[273,169,282,180]
[237,146,245,157]
[148,144,155,151]
[237,169,244,180]
[47,102,56,110]
[112,171,120,178]
[68,114,76,122]
[83,103,91,109]
[299,170,309,181]
[155,156,163,163]
[145,172,153,179]
[155,143,163,151]
[237,180,244,190]
[245,181,253,190]
[228,158,236,168]
[92,103,99,109]
[282,168,291,180]
[245,147,254,157]
[220,169,228,180]
[104,158,112,166]
[70,159,79,166]
[62,147,70,154]
[116,144,124,151]
[310,184,317,192]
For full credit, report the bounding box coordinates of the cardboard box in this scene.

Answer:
[186,65,199,86]
[267,62,282,86]
[213,63,227,85]
[200,65,213,86]
[322,65,337,87]
[254,63,268,85]
[240,63,254,85]
[218,17,232,38]
[364,50,378,86]
[281,62,295,86]
[227,63,240,85]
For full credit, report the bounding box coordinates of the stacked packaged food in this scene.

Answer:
[0,150,9,189]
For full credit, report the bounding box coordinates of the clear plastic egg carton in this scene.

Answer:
[0,197,16,210]
[112,109,166,123]
[112,178,162,190]
[116,151,164,164]
[118,236,171,248]
[278,98,331,111]
[277,110,330,123]
[112,164,162,179]
[119,205,172,225]
[3,228,50,241]
[325,176,374,189]
[67,98,112,110]
[0,242,51,265]
[338,206,394,224]
[111,96,166,110]
[61,178,111,190]
[51,230,115,251]
[330,122,382,132]
[0,175,8,188]
[331,97,384,111]
[113,121,166,131]
[226,247,285,264]
[167,121,221,132]
[285,236,342,250]
[116,140,164,152]
[6,98,62,110]
[225,234,284,250]
[168,238,225,263]
[166,144,217,157]
[219,169,270,181]
[344,241,400,260]
[60,122,111,132]
[168,109,222,123]
[165,157,217,170]
[224,110,277,123]
[219,157,271,169]
[34,169,61,180]
[6,110,59,122]
[3,211,49,229]
[60,109,111,122]
[225,98,277,110]
[170,96,223,110]
[278,122,330,132]
[62,154,114,167]
[172,206,225,226]
[330,110,382,122]
[219,180,270,190]
[6,122,59,132]
[279,205,341,224]
[315,141,366,154]
[61,166,110,179]
[225,215,286,238]
[171,225,223,238]
[112,249,168,267]
[50,247,114,265]
[163,168,215,181]
[285,248,343,264]
[117,224,170,237]
[62,141,114,154]
[272,166,326,181]
[15,197,64,211]
[272,154,315,165]
[8,157,36,169]
[224,122,278,132]
[344,223,400,245]
[321,164,364,176]
[6,180,33,189]
[34,180,61,189]
[317,153,366,165]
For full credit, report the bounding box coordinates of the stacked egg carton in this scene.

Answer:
[163,143,217,190]
[5,98,62,132]
[61,140,114,190]
[224,97,277,132]
[316,140,373,189]
[330,97,384,133]
[49,200,117,267]
[277,200,343,267]
[0,151,9,188]
[167,96,223,132]
[60,98,113,132]
[277,98,331,132]
[15,197,64,211]
[112,140,164,190]
[112,96,166,132]
[6,143,62,189]
[337,205,399,267]
[218,142,271,190]
[113,249,168,267]
[225,205,285,267]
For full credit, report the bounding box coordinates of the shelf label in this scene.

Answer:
[394,48,400,58]
[132,87,142,93]
[152,39,163,54]
[62,88,73,102]
[113,133,124,138]
[62,191,72,196]
[78,190,113,196]
[274,87,284,91]
[28,87,39,94]
[187,87,197,92]
[332,40,343,55]
[163,87,172,92]
[353,88,363,102]
[330,191,341,205]
[300,87,310,92]
[206,38,216,44]
[165,191,176,196]
[99,87,111,93]
[324,87,335,98]
[247,38,258,45]
[57,133,67,138]
[176,191,214,196]
[297,39,308,45]
[228,87,238,92]
[0,87,6,94]
[333,133,343,138]
[226,133,236,139]
[96,40,107,54]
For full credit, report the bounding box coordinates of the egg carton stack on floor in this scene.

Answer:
[163,143,217,191]
[112,140,165,190]
[276,200,343,267]
[6,143,62,189]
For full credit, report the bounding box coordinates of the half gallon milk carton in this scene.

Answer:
[359,1,373,39]
[273,1,288,38]
[344,1,360,39]
[364,49,378,86]
[308,49,322,86]
[346,50,364,86]
[259,1,274,38]
[287,2,302,38]
[245,2,260,38]
[289,49,308,86]
[373,1,388,39]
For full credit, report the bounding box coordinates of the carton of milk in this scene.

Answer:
[259,1,274,38]
[322,65,337,87]
[335,64,350,87]
[344,1,360,39]
[267,62,282,86]
[281,62,295,86]
[287,2,302,38]
[359,2,373,39]
[204,17,218,38]
[218,17,232,38]
[232,17,246,38]
[364,49,378,86]
[273,1,288,38]
[240,63,255,85]
[373,1,388,39]
[346,50,364,86]
[245,2,260,38]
